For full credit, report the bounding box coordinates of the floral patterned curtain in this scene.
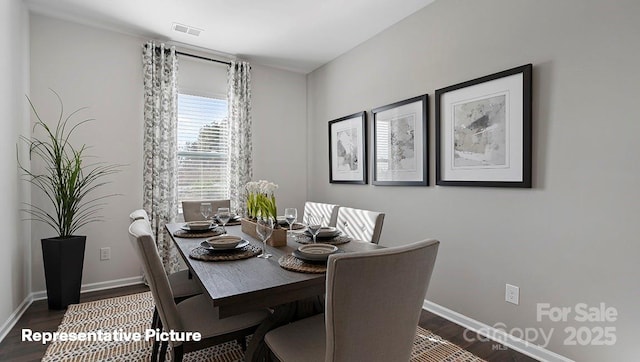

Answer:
[228,61,253,216]
[142,42,180,274]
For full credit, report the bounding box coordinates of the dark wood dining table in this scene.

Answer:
[166,222,381,361]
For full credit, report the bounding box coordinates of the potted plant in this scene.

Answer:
[18,91,120,309]
[241,180,287,246]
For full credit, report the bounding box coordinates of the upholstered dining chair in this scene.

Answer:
[182,199,231,222]
[128,219,269,362]
[129,209,201,302]
[128,210,202,360]
[265,238,439,362]
[303,201,339,227]
[335,206,385,244]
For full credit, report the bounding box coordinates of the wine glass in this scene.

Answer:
[217,207,231,234]
[200,202,212,221]
[306,215,323,244]
[256,216,274,259]
[284,208,297,234]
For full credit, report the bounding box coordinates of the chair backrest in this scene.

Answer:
[325,239,439,362]
[182,199,231,222]
[128,219,183,333]
[303,201,339,227]
[129,209,149,222]
[335,206,385,244]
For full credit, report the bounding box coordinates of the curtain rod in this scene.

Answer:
[176,51,231,66]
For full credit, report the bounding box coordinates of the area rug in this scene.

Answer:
[42,292,485,362]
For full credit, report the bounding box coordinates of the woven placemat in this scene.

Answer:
[173,227,225,238]
[294,233,351,245]
[189,243,261,261]
[278,255,327,273]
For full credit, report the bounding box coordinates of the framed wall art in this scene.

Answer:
[329,111,367,184]
[372,94,428,186]
[435,64,532,187]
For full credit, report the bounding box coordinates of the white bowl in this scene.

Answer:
[185,221,213,231]
[206,235,242,249]
[297,243,338,260]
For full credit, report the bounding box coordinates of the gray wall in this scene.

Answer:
[306,0,639,360]
[28,14,308,292]
[0,0,30,335]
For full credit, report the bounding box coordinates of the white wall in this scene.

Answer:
[0,0,30,336]
[28,14,307,292]
[306,0,640,360]
[252,64,308,214]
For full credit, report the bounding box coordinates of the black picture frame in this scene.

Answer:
[435,64,532,187]
[328,111,367,184]
[372,94,428,186]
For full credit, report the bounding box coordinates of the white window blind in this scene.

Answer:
[177,93,229,203]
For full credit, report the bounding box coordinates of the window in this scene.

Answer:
[176,93,229,204]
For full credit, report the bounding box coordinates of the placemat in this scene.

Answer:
[278,255,327,273]
[189,243,261,261]
[173,227,225,238]
[294,234,351,245]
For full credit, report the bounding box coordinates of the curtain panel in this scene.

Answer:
[142,42,180,274]
[228,61,253,216]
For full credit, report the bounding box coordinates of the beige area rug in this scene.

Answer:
[42,292,485,362]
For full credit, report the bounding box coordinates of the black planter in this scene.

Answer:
[41,236,86,310]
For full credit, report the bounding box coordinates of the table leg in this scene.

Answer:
[244,296,323,362]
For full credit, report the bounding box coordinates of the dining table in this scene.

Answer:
[166,221,382,361]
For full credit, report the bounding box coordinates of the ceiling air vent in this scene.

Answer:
[172,23,203,37]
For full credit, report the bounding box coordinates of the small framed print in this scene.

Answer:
[372,94,428,186]
[435,64,533,187]
[329,111,367,184]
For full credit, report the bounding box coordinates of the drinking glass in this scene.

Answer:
[306,215,323,244]
[217,207,231,234]
[256,217,274,259]
[200,203,212,221]
[284,208,297,234]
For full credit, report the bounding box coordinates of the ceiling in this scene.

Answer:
[25,0,435,73]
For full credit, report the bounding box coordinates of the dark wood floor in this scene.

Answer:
[0,285,538,361]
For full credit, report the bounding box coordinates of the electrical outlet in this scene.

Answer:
[505,284,519,305]
[100,247,111,261]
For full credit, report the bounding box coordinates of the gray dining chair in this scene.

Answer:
[265,238,439,362]
[128,219,269,362]
[129,209,201,302]
[182,199,231,222]
[335,206,385,244]
[303,201,339,227]
[128,210,202,360]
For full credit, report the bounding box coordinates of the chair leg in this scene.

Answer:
[158,341,168,362]
[151,308,160,361]
[173,345,184,362]
[236,336,247,351]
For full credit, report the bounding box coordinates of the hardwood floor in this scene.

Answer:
[0,285,538,361]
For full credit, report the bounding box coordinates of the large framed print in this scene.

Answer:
[329,111,367,184]
[372,94,428,186]
[435,64,532,187]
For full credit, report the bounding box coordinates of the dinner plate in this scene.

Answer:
[200,240,249,251]
[181,222,217,232]
[297,243,338,260]
[305,227,341,238]
[206,235,242,249]
[215,214,240,221]
[292,250,330,264]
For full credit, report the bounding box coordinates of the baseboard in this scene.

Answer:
[0,275,144,344]
[31,275,144,301]
[0,295,33,343]
[423,300,574,362]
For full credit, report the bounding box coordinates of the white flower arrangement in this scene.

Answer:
[245,180,278,220]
